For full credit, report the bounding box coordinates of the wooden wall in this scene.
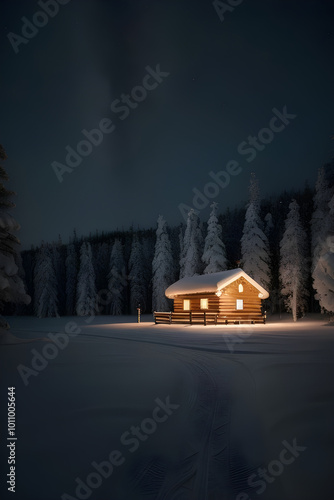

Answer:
[174,293,219,313]
[218,276,262,319]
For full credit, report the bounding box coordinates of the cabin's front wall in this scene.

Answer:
[219,276,262,320]
[172,276,264,321]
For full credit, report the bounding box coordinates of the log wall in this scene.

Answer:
[218,276,262,320]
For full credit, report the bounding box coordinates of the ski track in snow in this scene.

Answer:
[153,352,221,500]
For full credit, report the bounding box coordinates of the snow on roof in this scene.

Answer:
[165,268,269,299]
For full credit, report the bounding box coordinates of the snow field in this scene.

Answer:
[0,315,333,499]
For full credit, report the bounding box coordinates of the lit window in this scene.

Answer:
[238,284,243,293]
[183,299,190,310]
[200,298,208,309]
[236,299,243,310]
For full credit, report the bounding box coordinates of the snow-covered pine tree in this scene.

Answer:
[65,243,78,315]
[311,164,334,269]
[128,234,146,314]
[241,176,271,289]
[107,239,127,315]
[312,193,334,315]
[34,244,59,318]
[76,242,97,316]
[202,202,228,274]
[279,200,309,321]
[179,209,203,278]
[152,215,174,311]
[0,145,30,330]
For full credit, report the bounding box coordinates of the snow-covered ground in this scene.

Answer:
[1,314,333,500]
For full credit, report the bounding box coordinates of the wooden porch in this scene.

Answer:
[154,311,266,325]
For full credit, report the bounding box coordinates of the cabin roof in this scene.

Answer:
[165,268,269,299]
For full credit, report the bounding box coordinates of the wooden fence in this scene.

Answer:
[153,311,266,325]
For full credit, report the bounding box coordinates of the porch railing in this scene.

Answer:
[153,311,266,325]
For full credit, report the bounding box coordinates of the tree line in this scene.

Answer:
[1,144,334,322]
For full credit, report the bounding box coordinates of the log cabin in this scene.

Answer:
[154,269,269,325]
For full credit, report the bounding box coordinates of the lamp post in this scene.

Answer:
[137,304,141,323]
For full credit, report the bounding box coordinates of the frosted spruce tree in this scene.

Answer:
[128,235,146,313]
[241,176,270,289]
[34,244,59,318]
[179,209,203,278]
[107,239,127,315]
[311,164,334,269]
[65,243,78,315]
[0,145,30,332]
[279,200,309,321]
[202,202,228,274]
[152,215,174,311]
[313,194,334,316]
[76,242,97,316]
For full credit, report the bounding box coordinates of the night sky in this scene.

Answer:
[1,0,334,248]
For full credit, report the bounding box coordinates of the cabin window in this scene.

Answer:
[238,284,243,293]
[236,299,243,310]
[183,299,190,311]
[200,298,208,309]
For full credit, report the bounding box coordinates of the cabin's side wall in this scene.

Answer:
[218,276,262,319]
[173,293,219,313]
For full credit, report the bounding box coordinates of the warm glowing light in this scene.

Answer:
[183,299,190,310]
[236,299,243,310]
[258,293,264,298]
[216,290,222,297]
[238,284,243,292]
[200,298,208,309]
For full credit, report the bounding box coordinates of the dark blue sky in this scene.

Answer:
[1,0,333,248]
